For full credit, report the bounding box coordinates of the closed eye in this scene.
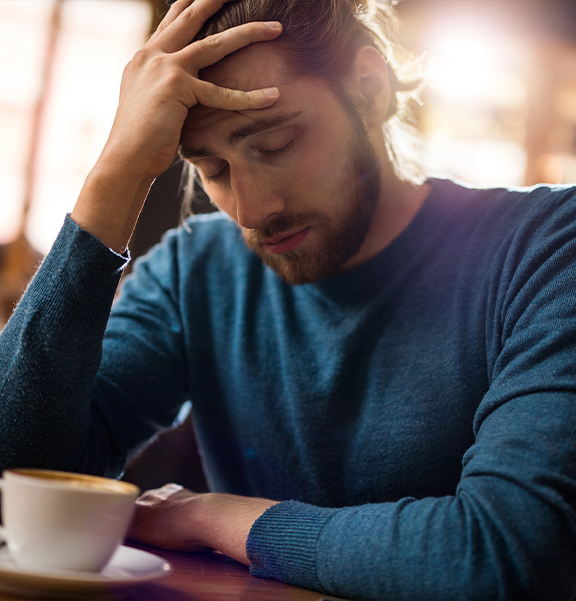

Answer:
[204,163,229,183]
[260,139,296,158]
[201,138,296,183]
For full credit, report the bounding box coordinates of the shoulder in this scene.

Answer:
[429,177,576,217]
[426,178,576,246]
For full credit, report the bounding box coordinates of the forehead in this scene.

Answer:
[184,42,336,147]
[200,41,295,91]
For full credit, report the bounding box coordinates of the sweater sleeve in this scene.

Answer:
[0,215,189,477]
[246,189,576,601]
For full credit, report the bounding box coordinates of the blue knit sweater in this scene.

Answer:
[1,178,576,600]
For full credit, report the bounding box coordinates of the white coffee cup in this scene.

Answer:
[0,469,140,572]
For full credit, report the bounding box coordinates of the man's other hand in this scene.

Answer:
[127,483,277,565]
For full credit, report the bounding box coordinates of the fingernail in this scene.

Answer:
[264,21,282,29]
[262,88,279,96]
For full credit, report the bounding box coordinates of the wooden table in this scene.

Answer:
[0,543,347,600]
[111,544,343,601]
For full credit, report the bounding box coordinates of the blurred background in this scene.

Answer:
[0,0,575,488]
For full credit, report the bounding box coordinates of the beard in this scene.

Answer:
[242,113,382,286]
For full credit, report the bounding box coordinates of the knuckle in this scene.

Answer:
[200,34,223,51]
[191,4,212,24]
[131,48,149,67]
[152,21,166,37]
[136,53,181,87]
[162,68,184,89]
[245,22,264,37]
[218,87,235,102]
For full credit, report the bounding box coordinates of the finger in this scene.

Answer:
[148,0,194,45]
[155,0,230,54]
[155,483,185,500]
[192,79,280,112]
[135,483,184,504]
[182,21,283,72]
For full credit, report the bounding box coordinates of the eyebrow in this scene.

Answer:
[179,110,303,160]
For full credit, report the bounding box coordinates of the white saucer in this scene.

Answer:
[0,544,170,599]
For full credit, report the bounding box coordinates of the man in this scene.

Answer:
[1,0,576,599]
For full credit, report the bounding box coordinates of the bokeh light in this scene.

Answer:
[427,21,528,111]
[396,2,560,188]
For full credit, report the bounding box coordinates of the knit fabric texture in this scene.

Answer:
[1,179,576,600]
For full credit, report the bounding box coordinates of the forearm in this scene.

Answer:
[247,396,576,601]
[0,218,128,472]
[127,486,277,566]
[193,493,278,565]
[71,155,155,254]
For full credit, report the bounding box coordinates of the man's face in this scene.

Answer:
[181,43,382,285]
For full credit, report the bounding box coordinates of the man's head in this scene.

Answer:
[179,0,423,284]
[188,0,423,178]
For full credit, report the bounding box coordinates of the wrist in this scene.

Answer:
[71,158,155,253]
[194,493,277,565]
[97,137,165,184]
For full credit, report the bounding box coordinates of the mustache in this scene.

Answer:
[244,211,318,243]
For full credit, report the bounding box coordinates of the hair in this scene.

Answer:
[180,0,425,214]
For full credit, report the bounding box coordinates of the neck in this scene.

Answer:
[343,153,430,271]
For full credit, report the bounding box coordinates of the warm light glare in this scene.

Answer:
[419,15,531,188]
[427,21,525,108]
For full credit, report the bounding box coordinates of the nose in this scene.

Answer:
[230,167,285,229]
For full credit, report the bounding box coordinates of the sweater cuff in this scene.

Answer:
[28,214,130,333]
[246,500,339,592]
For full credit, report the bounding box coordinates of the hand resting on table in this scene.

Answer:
[127,484,277,566]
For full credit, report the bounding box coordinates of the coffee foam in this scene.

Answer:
[10,469,139,495]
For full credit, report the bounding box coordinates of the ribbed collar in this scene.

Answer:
[296,178,461,305]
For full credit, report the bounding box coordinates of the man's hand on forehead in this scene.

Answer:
[96,0,283,180]
[152,0,282,101]
[69,0,283,254]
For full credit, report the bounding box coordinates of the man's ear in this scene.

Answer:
[345,46,394,128]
